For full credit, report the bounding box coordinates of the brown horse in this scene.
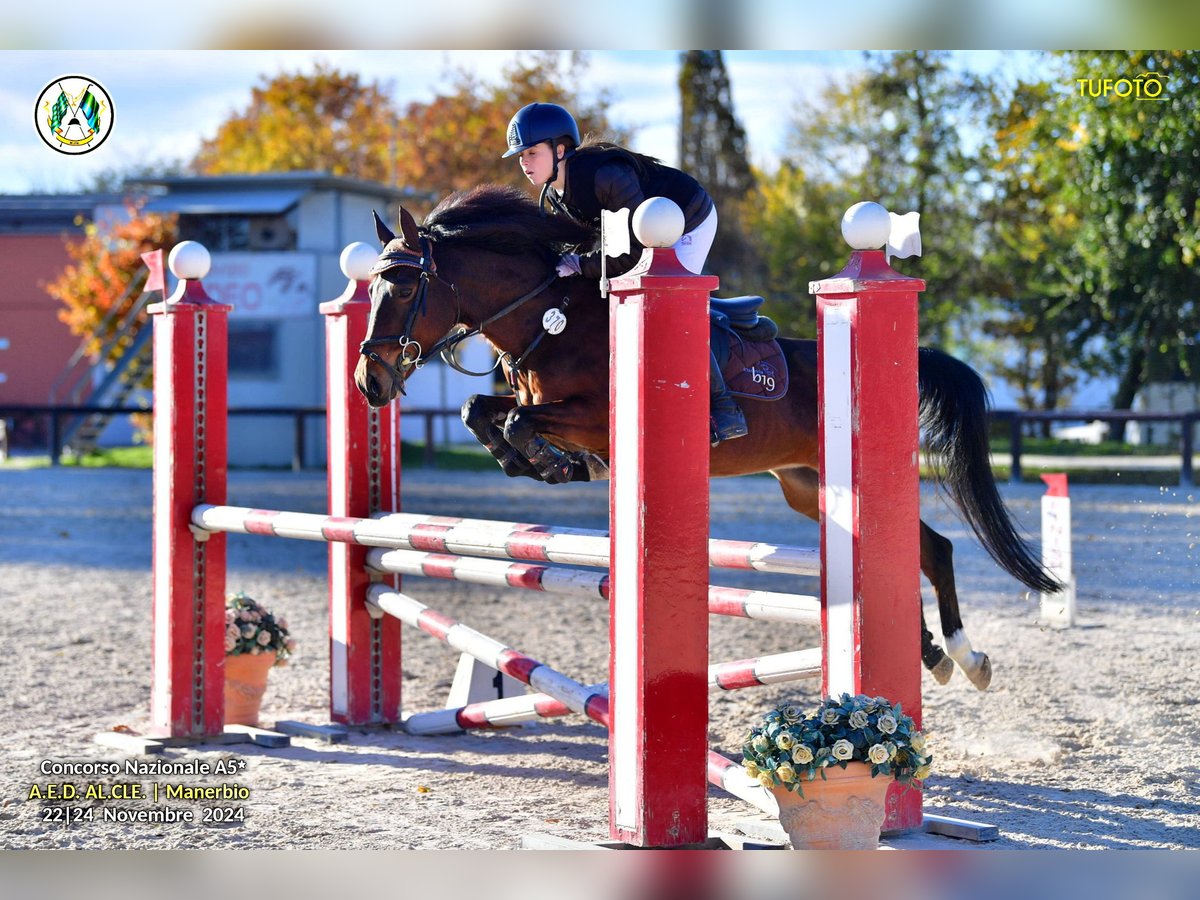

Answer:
[356,184,1060,691]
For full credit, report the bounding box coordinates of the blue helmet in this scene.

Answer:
[502,102,580,158]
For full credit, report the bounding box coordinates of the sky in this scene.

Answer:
[0,50,1037,195]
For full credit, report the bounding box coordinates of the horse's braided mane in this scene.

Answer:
[420,184,595,257]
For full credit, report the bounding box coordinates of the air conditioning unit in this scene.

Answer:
[248,216,294,251]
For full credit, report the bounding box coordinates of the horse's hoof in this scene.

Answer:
[930,655,955,685]
[965,654,992,691]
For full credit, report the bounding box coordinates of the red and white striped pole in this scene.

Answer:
[320,243,402,725]
[149,242,230,737]
[812,203,925,832]
[607,199,716,846]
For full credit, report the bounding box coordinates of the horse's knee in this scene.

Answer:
[502,408,528,443]
[461,394,489,429]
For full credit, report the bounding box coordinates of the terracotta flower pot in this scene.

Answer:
[223,652,276,726]
[773,762,892,850]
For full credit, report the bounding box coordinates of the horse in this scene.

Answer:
[355,183,1061,691]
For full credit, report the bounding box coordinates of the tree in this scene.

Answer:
[978,77,1088,415]
[192,54,623,212]
[678,50,756,286]
[1049,51,1200,409]
[194,63,399,182]
[45,205,178,353]
[736,162,847,338]
[390,52,624,207]
[781,52,997,346]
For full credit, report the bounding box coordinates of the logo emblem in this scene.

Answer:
[35,75,114,155]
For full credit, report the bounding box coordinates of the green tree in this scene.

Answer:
[678,50,756,285]
[1049,51,1200,408]
[737,163,846,338]
[979,77,1087,415]
[781,51,997,346]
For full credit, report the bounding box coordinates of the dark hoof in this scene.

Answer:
[929,655,955,685]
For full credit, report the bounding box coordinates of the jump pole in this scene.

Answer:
[607,199,717,846]
[149,242,230,737]
[811,202,925,832]
[319,243,402,725]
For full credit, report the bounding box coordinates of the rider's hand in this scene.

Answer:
[555,253,582,278]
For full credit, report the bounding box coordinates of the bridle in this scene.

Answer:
[360,234,560,395]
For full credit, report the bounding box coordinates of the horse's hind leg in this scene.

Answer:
[771,466,964,687]
[921,521,991,690]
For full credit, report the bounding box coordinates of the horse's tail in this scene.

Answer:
[917,347,1062,594]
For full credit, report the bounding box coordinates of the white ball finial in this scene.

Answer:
[632,197,685,249]
[168,241,211,280]
[841,202,891,251]
[341,242,378,281]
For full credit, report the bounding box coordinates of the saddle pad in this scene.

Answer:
[716,329,788,401]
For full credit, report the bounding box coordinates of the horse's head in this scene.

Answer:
[355,206,460,407]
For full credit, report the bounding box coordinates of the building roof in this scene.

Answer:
[0,193,129,234]
[132,172,432,204]
[143,188,307,215]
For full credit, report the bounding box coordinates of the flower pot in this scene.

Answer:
[223,652,276,726]
[773,762,892,850]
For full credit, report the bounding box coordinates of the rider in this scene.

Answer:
[502,101,748,445]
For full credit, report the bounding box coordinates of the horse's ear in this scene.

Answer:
[373,210,395,247]
[398,206,421,249]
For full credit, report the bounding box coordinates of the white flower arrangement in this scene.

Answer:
[224,592,295,666]
[742,694,931,796]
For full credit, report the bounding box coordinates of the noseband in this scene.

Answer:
[360,234,560,393]
[359,235,458,391]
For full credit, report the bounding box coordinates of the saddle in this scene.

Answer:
[710,296,788,401]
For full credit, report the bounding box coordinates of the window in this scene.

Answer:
[228,321,278,378]
[178,213,296,252]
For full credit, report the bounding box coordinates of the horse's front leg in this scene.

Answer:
[503,400,609,485]
[461,394,539,480]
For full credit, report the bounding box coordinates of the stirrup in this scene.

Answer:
[710,414,749,446]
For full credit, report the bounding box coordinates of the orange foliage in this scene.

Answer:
[44,204,178,354]
[193,62,398,182]
[391,53,627,206]
[191,54,626,210]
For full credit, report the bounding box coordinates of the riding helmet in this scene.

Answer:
[502,102,580,158]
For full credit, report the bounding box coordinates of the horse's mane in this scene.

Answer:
[421,184,595,258]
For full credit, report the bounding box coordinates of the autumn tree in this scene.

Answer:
[192,54,622,211]
[194,63,398,181]
[390,52,624,208]
[45,205,178,355]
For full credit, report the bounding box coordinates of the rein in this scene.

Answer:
[359,235,559,393]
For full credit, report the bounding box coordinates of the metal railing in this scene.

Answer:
[990,409,1198,487]
[0,405,467,471]
[4,403,1196,485]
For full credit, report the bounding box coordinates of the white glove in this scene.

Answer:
[555,253,582,278]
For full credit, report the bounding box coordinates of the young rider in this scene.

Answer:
[502,101,747,445]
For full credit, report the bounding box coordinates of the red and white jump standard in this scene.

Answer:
[149,244,230,738]
[811,228,925,832]
[320,272,402,726]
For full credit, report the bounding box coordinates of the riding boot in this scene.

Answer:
[709,350,748,446]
